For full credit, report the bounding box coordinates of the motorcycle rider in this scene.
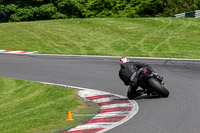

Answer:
[119,57,163,99]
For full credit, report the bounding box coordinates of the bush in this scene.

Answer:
[0,0,83,22]
[10,7,34,22]
[9,4,59,22]
[1,0,199,22]
[163,0,196,16]
[135,0,164,17]
[38,3,57,19]
[57,0,84,18]
[195,0,200,9]
[0,4,18,22]
[82,0,164,18]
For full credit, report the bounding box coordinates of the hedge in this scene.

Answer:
[0,0,200,22]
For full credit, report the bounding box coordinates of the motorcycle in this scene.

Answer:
[127,67,169,99]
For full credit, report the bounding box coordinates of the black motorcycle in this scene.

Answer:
[127,67,169,99]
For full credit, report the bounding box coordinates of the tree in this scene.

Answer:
[194,0,200,9]
[163,0,196,16]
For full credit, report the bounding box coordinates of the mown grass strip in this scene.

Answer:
[0,18,200,58]
[0,78,99,133]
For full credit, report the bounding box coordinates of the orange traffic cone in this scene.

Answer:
[66,111,73,121]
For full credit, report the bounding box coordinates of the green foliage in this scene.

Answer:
[8,4,66,22]
[0,4,18,22]
[163,0,196,16]
[39,3,57,19]
[195,0,200,9]
[57,0,84,18]
[0,0,81,22]
[10,7,34,21]
[0,0,200,22]
[82,0,164,18]
[135,0,164,17]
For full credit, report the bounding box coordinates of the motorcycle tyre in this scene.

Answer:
[148,78,169,97]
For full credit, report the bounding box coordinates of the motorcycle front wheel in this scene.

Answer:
[148,78,169,97]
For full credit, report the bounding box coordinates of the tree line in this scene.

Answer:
[0,0,200,22]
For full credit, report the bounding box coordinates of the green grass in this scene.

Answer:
[0,18,200,58]
[0,78,99,133]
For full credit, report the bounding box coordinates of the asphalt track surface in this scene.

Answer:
[1,54,200,133]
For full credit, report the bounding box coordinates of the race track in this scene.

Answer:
[0,54,200,133]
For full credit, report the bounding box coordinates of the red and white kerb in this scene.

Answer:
[64,90,138,133]
[0,50,37,54]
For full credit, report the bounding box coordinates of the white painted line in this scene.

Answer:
[68,123,114,131]
[79,90,110,97]
[100,103,132,109]
[92,97,119,103]
[2,48,200,61]
[68,123,115,131]
[94,112,130,118]
[31,54,200,61]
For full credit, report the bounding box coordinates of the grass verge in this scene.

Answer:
[0,18,200,59]
[0,78,99,133]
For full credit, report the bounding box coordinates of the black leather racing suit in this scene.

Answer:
[119,62,154,98]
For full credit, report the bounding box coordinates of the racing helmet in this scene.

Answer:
[120,57,129,63]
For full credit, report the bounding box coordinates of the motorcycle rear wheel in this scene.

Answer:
[148,78,169,97]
